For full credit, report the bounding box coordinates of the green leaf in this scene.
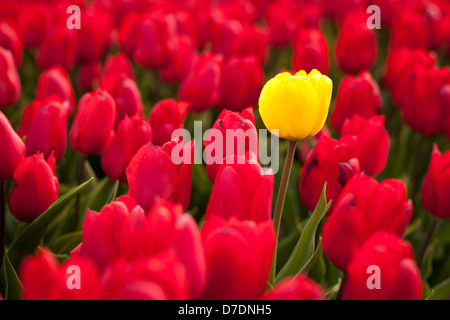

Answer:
[1,252,23,300]
[430,277,450,300]
[297,238,323,276]
[7,178,93,269]
[275,183,331,282]
[50,231,83,255]
[86,178,119,212]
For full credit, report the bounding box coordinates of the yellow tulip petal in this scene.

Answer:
[259,74,321,140]
[307,73,333,136]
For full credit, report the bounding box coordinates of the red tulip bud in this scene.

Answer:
[69,89,116,155]
[322,174,413,272]
[9,152,59,223]
[36,66,76,114]
[336,10,377,74]
[293,28,329,75]
[0,46,21,109]
[341,115,390,176]
[343,231,422,300]
[299,135,360,213]
[200,216,275,299]
[0,111,25,180]
[148,99,188,146]
[421,144,450,219]
[330,71,381,134]
[101,115,152,183]
[263,275,325,300]
[18,96,70,162]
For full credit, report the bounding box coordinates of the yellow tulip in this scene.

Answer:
[258,69,332,141]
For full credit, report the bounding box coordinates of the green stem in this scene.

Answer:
[336,274,347,300]
[418,218,438,268]
[0,180,5,267]
[269,140,297,284]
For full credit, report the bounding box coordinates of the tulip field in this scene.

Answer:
[0,0,449,303]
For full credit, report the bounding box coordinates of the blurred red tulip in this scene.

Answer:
[336,10,377,74]
[101,115,152,183]
[161,34,198,84]
[20,248,101,300]
[36,66,76,113]
[37,27,77,71]
[133,11,178,69]
[0,46,21,109]
[340,115,390,176]
[342,231,422,300]
[200,216,275,300]
[322,174,412,272]
[217,55,263,112]
[421,144,450,219]
[292,28,329,75]
[263,275,325,300]
[18,96,70,163]
[69,89,116,155]
[0,20,23,66]
[330,71,381,134]
[178,52,222,112]
[0,111,25,181]
[77,61,102,92]
[75,4,112,64]
[148,98,188,146]
[100,73,144,127]
[9,152,59,223]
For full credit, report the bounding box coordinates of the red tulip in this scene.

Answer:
[37,27,77,71]
[18,97,70,162]
[390,8,429,50]
[9,152,59,223]
[126,138,195,212]
[336,10,377,74]
[148,98,188,146]
[330,71,381,134]
[421,144,450,219]
[398,65,450,136]
[340,115,390,176]
[133,11,178,69]
[299,135,360,213]
[200,216,275,300]
[76,61,102,92]
[100,253,189,300]
[75,4,112,64]
[161,34,197,84]
[102,53,135,81]
[342,231,422,300]
[36,66,76,114]
[322,174,413,272]
[100,73,144,127]
[69,89,116,155]
[264,0,299,47]
[383,48,436,107]
[0,46,21,109]
[292,28,329,75]
[80,197,206,299]
[178,52,222,112]
[203,107,258,182]
[205,154,273,223]
[263,275,325,300]
[217,55,263,112]
[0,111,25,180]
[20,248,101,300]
[101,115,152,183]
[0,20,23,66]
